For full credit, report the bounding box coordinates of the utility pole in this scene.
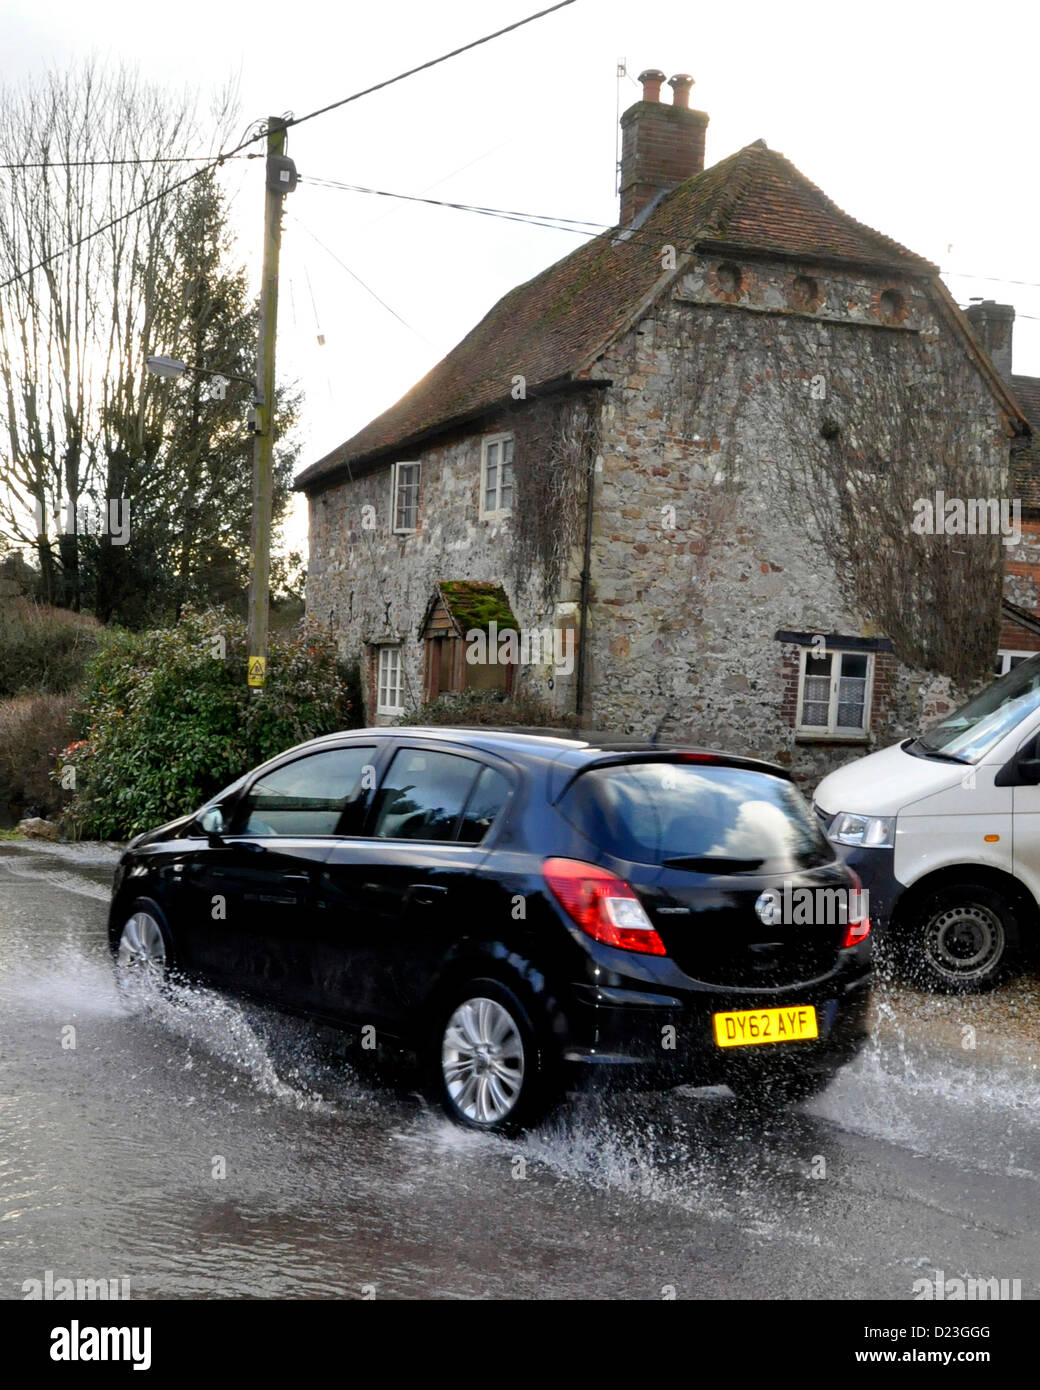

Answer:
[247,115,297,692]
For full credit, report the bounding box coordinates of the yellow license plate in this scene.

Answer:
[713,1005,818,1048]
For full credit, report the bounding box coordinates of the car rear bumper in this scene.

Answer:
[559,964,872,1087]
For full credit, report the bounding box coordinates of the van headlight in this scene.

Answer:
[828,813,896,848]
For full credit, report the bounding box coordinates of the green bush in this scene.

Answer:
[61,608,358,839]
[0,693,77,823]
[0,598,101,698]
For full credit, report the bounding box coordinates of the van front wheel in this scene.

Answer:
[907,883,1017,993]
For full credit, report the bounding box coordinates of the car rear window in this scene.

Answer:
[558,761,833,871]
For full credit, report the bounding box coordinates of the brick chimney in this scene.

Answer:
[619,69,709,227]
[965,300,1015,383]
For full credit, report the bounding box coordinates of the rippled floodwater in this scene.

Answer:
[2,843,1040,1300]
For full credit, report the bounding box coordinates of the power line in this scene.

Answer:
[303,176,605,234]
[944,269,1040,292]
[283,1,577,135]
[0,160,231,291]
[0,0,581,293]
[300,178,1040,296]
[0,155,255,170]
[289,214,431,344]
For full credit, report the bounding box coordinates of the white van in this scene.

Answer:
[814,654,1040,992]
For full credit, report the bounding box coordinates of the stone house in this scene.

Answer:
[296,68,1030,782]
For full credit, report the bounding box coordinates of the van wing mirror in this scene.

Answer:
[996,737,1040,787]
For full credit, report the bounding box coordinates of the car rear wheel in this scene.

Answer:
[429,978,558,1133]
[114,901,172,996]
[907,883,1016,993]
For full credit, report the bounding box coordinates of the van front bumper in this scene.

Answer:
[831,844,907,935]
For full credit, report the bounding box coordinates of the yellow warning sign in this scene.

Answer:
[247,655,267,688]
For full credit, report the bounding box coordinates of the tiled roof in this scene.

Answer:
[1012,374,1040,426]
[1011,441,1040,511]
[295,142,984,493]
[691,142,937,271]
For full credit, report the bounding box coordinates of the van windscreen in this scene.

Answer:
[913,654,1040,761]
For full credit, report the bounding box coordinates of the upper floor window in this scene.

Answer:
[480,434,514,519]
[391,461,420,533]
[797,647,873,736]
[376,645,405,715]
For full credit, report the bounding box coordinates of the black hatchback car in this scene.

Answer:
[109,728,872,1130]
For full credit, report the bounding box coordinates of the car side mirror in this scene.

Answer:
[199,806,227,843]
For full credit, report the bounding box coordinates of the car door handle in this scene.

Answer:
[408,884,448,906]
[281,874,310,886]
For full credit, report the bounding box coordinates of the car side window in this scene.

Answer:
[238,747,374,837]
[372,749,483,841]
[457,766,512,844]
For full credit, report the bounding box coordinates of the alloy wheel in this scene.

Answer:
[116,910,167,984]
[441,996,526,1125]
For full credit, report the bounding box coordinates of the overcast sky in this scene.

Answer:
[5,0,1038,554]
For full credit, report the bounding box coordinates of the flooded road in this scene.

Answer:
[2,840,1040,1300]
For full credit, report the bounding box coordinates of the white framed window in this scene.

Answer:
[996,650,1034,676]
[480,433,515,519]
[376,645,405,715]
[391,461,420,533]
[796,647,873,736]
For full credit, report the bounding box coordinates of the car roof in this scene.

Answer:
[295,725,791,779]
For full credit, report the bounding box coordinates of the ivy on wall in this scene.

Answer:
[509,392,601,611]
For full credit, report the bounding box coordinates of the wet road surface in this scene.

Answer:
[2,840,1039,1300]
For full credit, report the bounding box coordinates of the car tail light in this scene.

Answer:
[841,869,871,947]
[543,858,667,956]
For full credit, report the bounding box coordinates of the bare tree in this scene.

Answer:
[0,64,235,608]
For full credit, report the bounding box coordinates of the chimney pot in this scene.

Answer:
[669,74,694,108]
[619,66,708,227]
[638,68,666,103]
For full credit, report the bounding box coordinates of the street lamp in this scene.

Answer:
[145,354,189,379]
[145,355,256,394]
